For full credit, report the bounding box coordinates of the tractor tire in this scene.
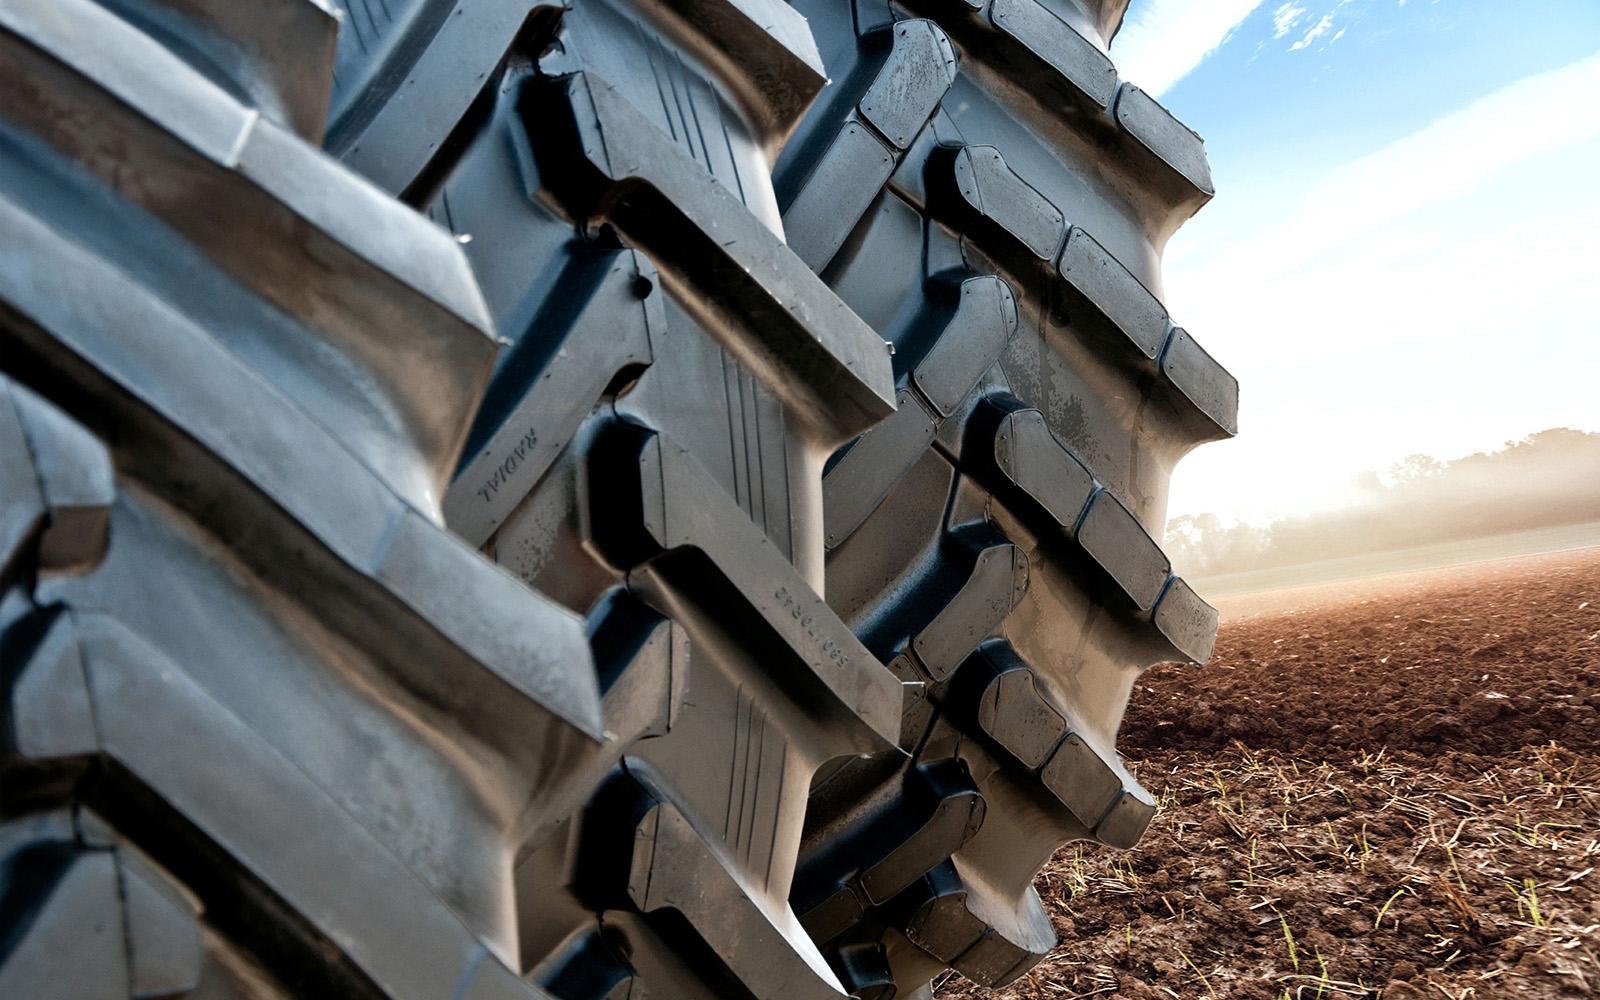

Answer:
[0,0,1234,999]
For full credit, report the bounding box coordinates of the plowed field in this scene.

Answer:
[939,546,1600,1000]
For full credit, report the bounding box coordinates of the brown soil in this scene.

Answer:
[937,547,1600,1000]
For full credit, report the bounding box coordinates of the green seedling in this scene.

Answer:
[1179,949,1216,999]
[1374,888,1406,930]
[1279,912,1299,972]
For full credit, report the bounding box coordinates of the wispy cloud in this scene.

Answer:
[1272,3,1307,39]
[1162,52,1600,521]
[1286,0,1353,51]
[1288,12,1336,49]
[1112,0,1269,96]
[1178,49,1600,282]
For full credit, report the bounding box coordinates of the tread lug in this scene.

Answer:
[1161,326,1240,438]
[824,392,939,550]
[910,276,1017,417]
[784,123,897,271]
[627,793,846,1000]
[991,408,1096,535]
[1114,83,1214,197]
[1152,576,1220,664]
[1055,227,1168,359]
[534,72,896,443]
[911,543,1028,682]
[986,0,1117,109]
[859,21,959,150]
[599,425,903,749]
[942,145,1065,260]
[446,250,663,546]
[1076,489,1170,611]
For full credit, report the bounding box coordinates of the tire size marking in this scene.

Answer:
[775,586,851,669]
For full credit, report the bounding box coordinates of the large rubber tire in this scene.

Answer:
[0,0,1234,998]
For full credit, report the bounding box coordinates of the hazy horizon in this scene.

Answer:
[1164,427,1600,584]
[1109,2,1600,526]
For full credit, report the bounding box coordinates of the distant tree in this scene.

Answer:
[1383,453,1445,488]
[1166,427,1600,578]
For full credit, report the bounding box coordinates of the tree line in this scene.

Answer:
[1166,428,1600,577]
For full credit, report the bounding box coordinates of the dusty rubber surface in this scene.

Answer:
[936,547,1600,999]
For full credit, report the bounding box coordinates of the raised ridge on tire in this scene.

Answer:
[0,1,607,994]
[772,0,1238,995]
[2,0,1240,995]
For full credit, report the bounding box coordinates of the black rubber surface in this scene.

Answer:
[0,0,1235,997]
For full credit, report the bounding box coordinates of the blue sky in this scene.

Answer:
[1109,1,1600,524]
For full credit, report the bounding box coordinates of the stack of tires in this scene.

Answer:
[0,0,1235,997]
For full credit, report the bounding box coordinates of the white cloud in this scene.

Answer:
[1111,0,1269,96]
[1272,3,1307,39]
[1159,53,1600,522]
[1176,50,1600,284]
[1289,12,1335,49]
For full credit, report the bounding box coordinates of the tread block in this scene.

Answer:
[1094,788,1158,850]
[946,146,1065,260]
[0,184,603,746]
[986,0,1116,110]
[901,863,984,963]
[537,71,896,442]
[900,861,1053,987]
[991,408,1096,534]
[331,0,564,189]
[823,272,1018,549]
[781,18,957,270]
[589,593,687,743]
[1161,326,1239,437]
[8,610,99,760]
[784,123,897,271]
[627,794,844,1000]
[149,0,339,143]
[911,543,1028,682]
[1039,733,1120,829]
[858,762,985,905]
[1055,227,1168,359]
[0,0,498,505]
[974,654,1066,769]
[832,943,895,1000]
[335,0,825,191]
[896,0,1210,236]
[1114,84,1213,197]
[1152,576,1219,664]
[607,426,903,748]
[446,250,664,546]
[0,378,47,577]
[911,276,1017,417]
[6,379,113,574]
[945,861,1054,988]
[660,0,829,143]
[65,613,547,1000]
[823,391,939,549]
[969,644,1157,848]
[793,759,983,948]
[859,20,958,150]
[0,847,126,999]
[801,886,865,945]
[1075,490,1170,611]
